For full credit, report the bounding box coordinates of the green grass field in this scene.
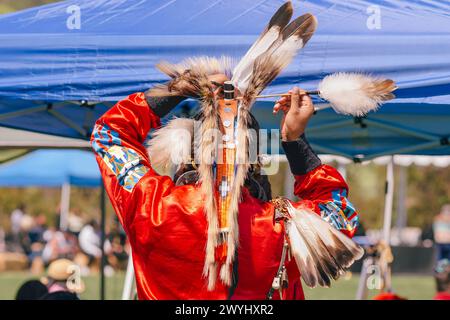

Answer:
[0,272,436,300]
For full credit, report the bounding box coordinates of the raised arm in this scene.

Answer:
[90,92,185,230]
[274,88,359,237]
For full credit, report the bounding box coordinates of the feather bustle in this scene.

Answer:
[287,221,318,287]
[301,209,364,268]
[147,56,232,290]
[283,200,364,288]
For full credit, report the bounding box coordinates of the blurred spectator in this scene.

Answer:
[79,219,103,272]
[17,214,35,260]
[29,214,47,244]
[433,204,450,261]
[108,223,128,270]
[1,209,127,275]
[27,214,47,273]
[420,223,434,248]
[67,208,85,236]
[433,259,450,300]
[42,227,77,264]
[79,219,114,275]
[0,227,5,252]
[10,204,26,237]
[15,279,48,300]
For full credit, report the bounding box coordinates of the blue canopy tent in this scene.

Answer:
[0,0,449,160]
[0,149,106,298]
[0,148,100,231]
[0,0,449,300]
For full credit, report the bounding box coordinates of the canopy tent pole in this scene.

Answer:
[356,156,395,300]
[122,248,135,300]
[381,156,395,292]
[100,182,106,300]
[59,182,71,231]
[383,157,395,243]
[396,165,408,231]
[47,108,89,138]
[0,105,49,120]
[337,163,347,180]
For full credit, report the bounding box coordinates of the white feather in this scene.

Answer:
[287,220,318,287]
[318,73,384,116]
[286,202,364,288]
[237,13,317,97]
[147,118,194,171]
[232,28,282,93]
[237,36,306,95]
[300,207,365,266]
[232,2,293,93]
[291,210,333,287]
[268,35,305,71]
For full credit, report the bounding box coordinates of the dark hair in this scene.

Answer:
[435,260,450,292]
[89,219,99,229]
[15,280,48,300]
[40,291,80,300]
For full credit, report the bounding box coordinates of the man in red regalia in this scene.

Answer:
[91,1,367,300]
[90,79,360,300]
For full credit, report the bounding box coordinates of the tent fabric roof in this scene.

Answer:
[0,149,100,187]
[0,0,449,160]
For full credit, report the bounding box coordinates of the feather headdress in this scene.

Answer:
[226,7,317,289]
[149,56,231,290]
[147,2,318,290]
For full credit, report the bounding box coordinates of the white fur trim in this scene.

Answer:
[147,118,194,171]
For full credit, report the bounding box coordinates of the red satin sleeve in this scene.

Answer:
[292,164,359,238]
[90,92,173,232]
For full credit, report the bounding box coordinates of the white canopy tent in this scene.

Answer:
[320,154,450,168]
[0,127,89,149]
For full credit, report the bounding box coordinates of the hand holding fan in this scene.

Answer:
[255,72,398,117]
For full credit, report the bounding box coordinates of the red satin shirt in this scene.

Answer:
[91,93,358,300]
